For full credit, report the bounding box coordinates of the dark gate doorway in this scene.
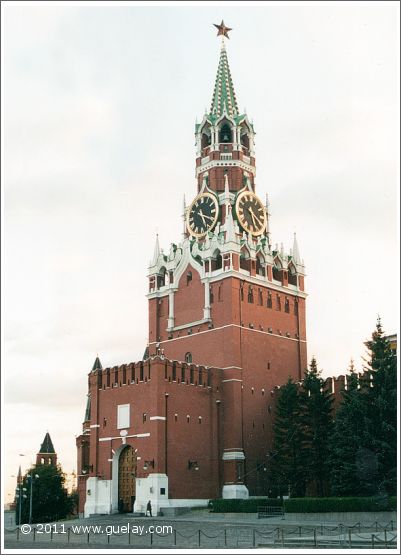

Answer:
[118,446,136,512]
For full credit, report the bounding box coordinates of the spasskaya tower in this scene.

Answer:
[77,22,308,518]
[147,21,307,498]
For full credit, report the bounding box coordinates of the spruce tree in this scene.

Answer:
[364,317,397,495]
[269,378,308,498]
[300,357,334,496]
[18,463,73,524]
[328,361,372,495]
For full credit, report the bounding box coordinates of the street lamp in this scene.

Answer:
[15,484,27,526]
[27,474,40,524]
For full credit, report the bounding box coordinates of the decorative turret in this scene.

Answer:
[36,432,57,466]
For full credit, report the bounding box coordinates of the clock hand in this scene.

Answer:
[248,207,257,228]
[199,209,215,224]
[198,209,207,226]
[249,207,263,227]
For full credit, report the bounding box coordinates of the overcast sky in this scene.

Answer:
[3,2,399,502]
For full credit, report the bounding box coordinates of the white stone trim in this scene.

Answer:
[221,366,243,370]
[163,499,209,508]
[90,424,100,428]
[222,484,249,499]
[149,323,307,345]
[171,317,211,332]
[222,451,245,461]
[149,416,166,421]
[196,158,256,178]
[99,433,150,442]
[222,379,243,383]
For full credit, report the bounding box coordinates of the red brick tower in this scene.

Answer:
[76,23,308,518]
[147,24,307,497]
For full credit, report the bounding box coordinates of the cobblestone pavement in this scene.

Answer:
[3,512,397,550]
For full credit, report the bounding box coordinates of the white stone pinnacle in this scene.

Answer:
[151,234,160,266]
[292,233,301,264]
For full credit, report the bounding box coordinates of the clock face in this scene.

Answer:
[186,192,219,238]
[235,191,267,236]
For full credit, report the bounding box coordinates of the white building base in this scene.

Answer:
[84,477,112,517]
[222,484,249,499]
[134,473,170,515]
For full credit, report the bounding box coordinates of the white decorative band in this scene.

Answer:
[90,424,100,428]
[149,416,166,421]
[222,379,243,383]
[99,433,150,442]
[222,451,246,461]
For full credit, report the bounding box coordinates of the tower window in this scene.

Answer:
[294,300,299,315]
[143,413,147,423]
[267,292,272,308]
[190,366,194,384]
[248,287,254,303]
[273,266,281,281]
[181,365,186,382]
[276,295,281,311]
[185,352,192,364]
[236,461,244,481]
[199,368,203,386]
[240,284,244,301]
[285,298,290,313]
[172,362,176,381]
[258,289,263,305]
[219,123,232,143]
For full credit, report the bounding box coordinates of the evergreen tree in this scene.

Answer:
[269,378,308,498]
[301,357,334,496]
[363,317,397,495]
[18,464,73,524]
[328,360,373,495]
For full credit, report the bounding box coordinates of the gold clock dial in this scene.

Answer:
[186,192,219,238]
[235,191,267,236]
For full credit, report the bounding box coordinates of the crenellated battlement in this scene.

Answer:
[89,355,222,392]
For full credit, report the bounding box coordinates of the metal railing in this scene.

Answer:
[5,521,396,549]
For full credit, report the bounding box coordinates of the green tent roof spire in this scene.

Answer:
[210,40,239,118]
[38,432,55,454]
[91,355,102,372]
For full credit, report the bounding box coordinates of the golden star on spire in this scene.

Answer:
[213,20,232,39]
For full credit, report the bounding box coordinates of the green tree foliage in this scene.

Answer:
[269,378,308,498]
[329,361,373,495]
[17,464,73,524]
[363,317,397,495]
[328,318,397,497]
[300,357,334,497]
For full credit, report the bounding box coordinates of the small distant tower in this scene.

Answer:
[36,432,57,466]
